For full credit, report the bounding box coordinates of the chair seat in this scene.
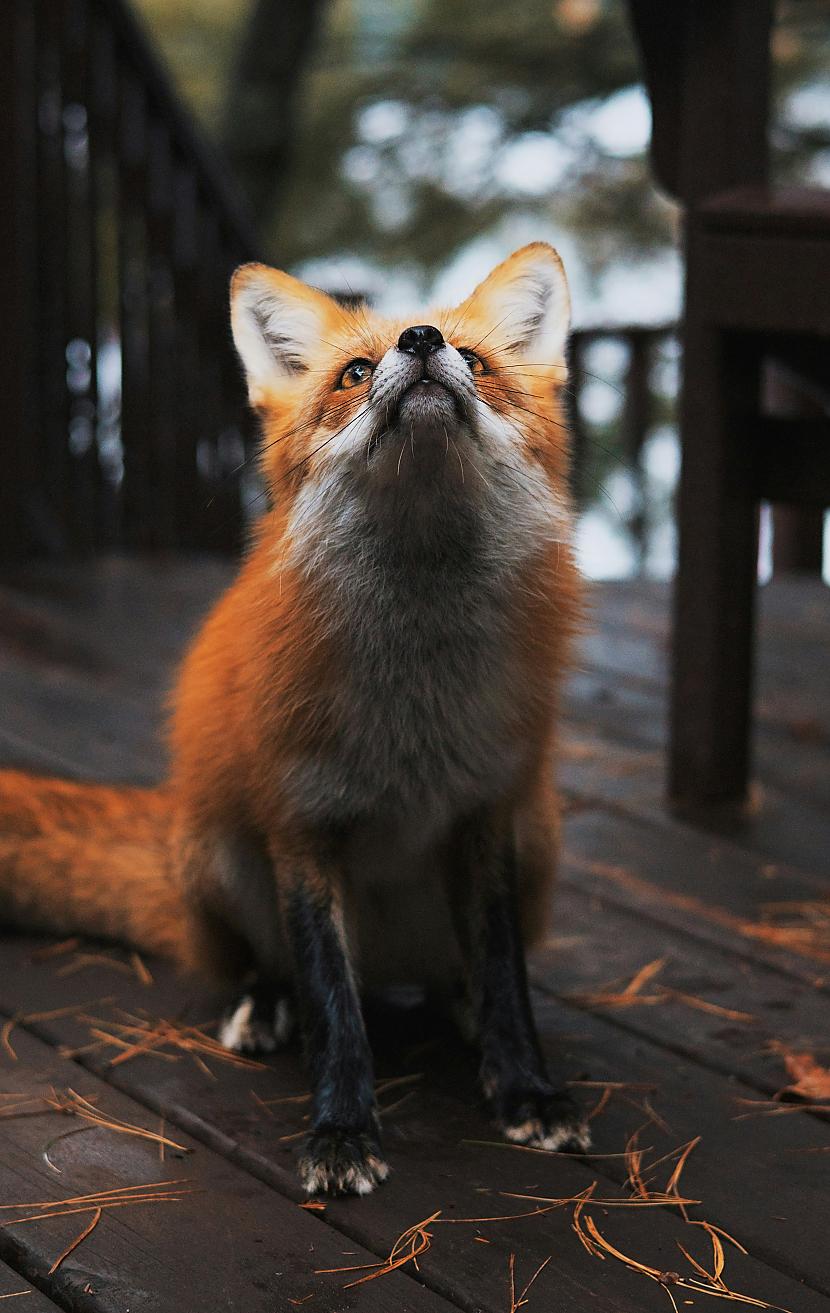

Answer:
[700,186,830,238]
[690,189,830,337]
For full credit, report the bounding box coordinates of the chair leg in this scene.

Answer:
[670,321,760,805]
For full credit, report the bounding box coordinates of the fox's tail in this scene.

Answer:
[0,770,189,963]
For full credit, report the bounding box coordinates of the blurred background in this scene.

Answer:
[3,0,829,578]
[136,0,830,579]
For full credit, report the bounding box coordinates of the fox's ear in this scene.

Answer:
[455,243,570,364]
[230,264,334,403]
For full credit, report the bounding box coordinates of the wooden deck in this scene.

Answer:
[0,557,828,1313]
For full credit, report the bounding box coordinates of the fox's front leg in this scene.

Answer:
[277,850,388,1196]
[450,809,590,1152]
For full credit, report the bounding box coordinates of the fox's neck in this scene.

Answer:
[256,463,567,827]
[282,453,565,604]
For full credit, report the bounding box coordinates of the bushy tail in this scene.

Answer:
[0,770,189,963]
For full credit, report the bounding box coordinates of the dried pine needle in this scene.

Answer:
[665,1137,701,1222]
[316,1210,440,1288]
[0,1085,190,1160]
[569,959,755,1024]
[0,1181,187,1207]
[624,1129,650,1199]
[460,1138,632,1159]
[578,1212,794,1312]
[508,1252,551,1313]
[57,952,138,979]
[79,1012,269,1073]
[129,952,154,986]
[30,939,80,962]
[47,1206,102,1275]
[0,999,117,1065]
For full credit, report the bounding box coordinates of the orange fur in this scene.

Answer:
[0,243,580,980]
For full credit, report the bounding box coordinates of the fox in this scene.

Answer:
[0,242,590,1194]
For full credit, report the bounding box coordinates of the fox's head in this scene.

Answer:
[230,243,572,558]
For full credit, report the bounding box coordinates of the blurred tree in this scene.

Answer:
[220,0,329,215]
[135,0,830,288]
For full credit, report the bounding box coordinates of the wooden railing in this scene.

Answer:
[0,0,680,569]
[0,0,260,560]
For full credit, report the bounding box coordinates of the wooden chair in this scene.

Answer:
[627,0,830,805]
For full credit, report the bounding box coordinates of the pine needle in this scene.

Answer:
[47,1206,102,1275]
[316,1211,440,1288]
[30,938,80,962]
[130,953,154,986]
[578,1212,795,1311]
[80,1013,269,1072]
[508,1253,551,1312]
[0,999,117,1064]
[665,1137,701,1221]
[0,1085,189,1156]
[569,959,755,1023]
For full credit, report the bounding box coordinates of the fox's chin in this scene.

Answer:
[395,379,460,433]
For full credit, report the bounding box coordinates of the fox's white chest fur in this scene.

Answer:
[282,463,559,838]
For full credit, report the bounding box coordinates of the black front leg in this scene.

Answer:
[282,863,387,1195]
[452,812,590,1152]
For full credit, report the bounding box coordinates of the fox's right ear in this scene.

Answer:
[230,264,334,405]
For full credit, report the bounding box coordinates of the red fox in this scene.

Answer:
[0,243,589,1194]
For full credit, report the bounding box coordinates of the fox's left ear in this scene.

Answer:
[230,263,336,405]
[454,243,570,364]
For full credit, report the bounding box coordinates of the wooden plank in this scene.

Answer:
[0,1024,461,1313]
[547,868,830,1089]
[560,805,830,982]
[701,184,830,238]
[0,0,41,559]
[586,586,830,726]
[35,0,73,556]
[0,659,164,785]
[696,230,830,336]
[0,975,671,1313]
[61,0,101,554]
[1,941,829,1309]
[0,1262,60,1311]
[565,666,830,815]
[560,726,830,892]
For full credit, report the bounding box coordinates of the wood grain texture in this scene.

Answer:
[0,561,828,1310]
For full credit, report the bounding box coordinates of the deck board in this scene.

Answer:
[0,556,828,1311]
[1,943,828,1311]
[0,1025,462,1313]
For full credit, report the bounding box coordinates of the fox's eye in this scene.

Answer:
[458,348,485,375]
[338,359,374,390]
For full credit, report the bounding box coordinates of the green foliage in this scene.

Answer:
[134,0,830,288]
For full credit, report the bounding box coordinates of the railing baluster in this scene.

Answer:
[88,7,122,545]
[620,331,653,572]
[36,0,72,553]
[170,160,203,549]
[62,0,100,551]
[117,63,151,547]
[145,118,178,548]
[0,0,40,558]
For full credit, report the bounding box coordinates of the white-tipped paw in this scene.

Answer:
[219,994,294,1054]
[299,1129,389,1197]
[501,1088,591,1153]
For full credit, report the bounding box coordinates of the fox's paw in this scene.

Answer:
[219,991,294,1054]
[299,1128,389,1197]
[499,1087,591,1153]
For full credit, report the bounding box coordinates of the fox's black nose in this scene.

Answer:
[397,324,444,358]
